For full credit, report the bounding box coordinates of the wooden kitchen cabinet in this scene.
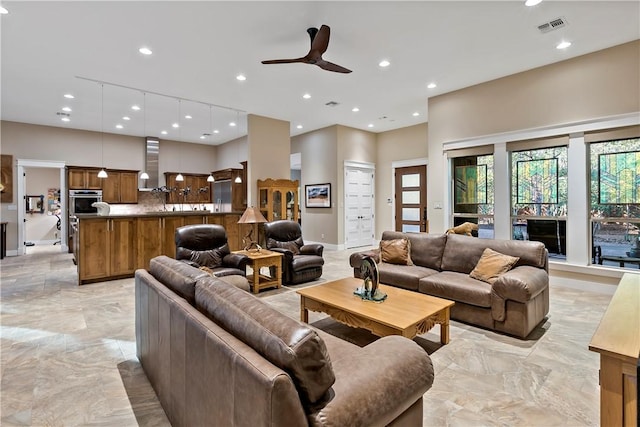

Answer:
[68,168,102,190]
[165,173,212,205]
[102,171,138,204]
[78,217,137,284]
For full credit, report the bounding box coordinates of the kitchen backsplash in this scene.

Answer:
[108,191,217,215]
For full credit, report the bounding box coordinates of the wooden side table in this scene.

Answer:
[234,249,283,294]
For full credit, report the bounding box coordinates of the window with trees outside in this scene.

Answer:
[511,146,568,258]
[452,155,494,238]
[590,138,640,268]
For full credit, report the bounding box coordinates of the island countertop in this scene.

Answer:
[73,211,248,285]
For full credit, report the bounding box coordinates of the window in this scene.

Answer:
[590,138,640,268]
[511,146,567,257]
[452,155,494,238]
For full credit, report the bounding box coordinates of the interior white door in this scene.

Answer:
[345,167,374,248]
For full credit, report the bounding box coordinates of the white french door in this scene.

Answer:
[345,164,375,248]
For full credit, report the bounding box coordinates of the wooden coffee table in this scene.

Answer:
[297,277,455,344]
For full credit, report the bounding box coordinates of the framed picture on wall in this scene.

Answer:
[305,183,331,208]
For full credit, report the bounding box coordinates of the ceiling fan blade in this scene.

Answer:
[261,58,306,65]
[316,60,352,74]
[311,25,330,55]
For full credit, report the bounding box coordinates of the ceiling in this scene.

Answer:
[2,1,639,146]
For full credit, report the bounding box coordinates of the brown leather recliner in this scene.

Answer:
[263,220,324,285]
[175,224,248,277]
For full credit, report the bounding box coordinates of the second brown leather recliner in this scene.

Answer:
[263,220,324,285]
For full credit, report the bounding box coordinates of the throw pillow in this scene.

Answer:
[380,238,414,266]
[469,248,519,284]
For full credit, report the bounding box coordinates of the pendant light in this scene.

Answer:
[175,99,184,182]
[97,83,108,179]
[207,105,215,182]
[234,110,242,184]
[140,92,150,181]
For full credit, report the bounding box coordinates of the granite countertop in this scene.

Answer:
[76,211,243,219]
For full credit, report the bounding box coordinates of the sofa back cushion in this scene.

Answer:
[149,255,209,305]
[381,231,446,270]
[441,234,547,274]
[194,278,335,405]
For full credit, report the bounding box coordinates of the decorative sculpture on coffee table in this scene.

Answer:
[354,255,387,302]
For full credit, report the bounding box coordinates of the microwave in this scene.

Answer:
[69,190,102,216]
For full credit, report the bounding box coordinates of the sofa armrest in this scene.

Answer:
[492,266,548,303]
[349,249,380,269]
[300,243,324,257]
[222,253,249,271]
[309,336,433,427]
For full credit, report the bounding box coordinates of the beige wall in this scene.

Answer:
[375,123,428,237]
[427,40,640,233]
[291,126,338,244]
[247,114,290,205]
[214,136,247,171]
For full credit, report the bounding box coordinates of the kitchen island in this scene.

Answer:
[74,211,249,285]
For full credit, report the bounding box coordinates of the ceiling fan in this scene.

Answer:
[261,25,352,74]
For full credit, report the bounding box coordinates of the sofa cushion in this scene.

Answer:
[441,234,547,273]
[291,254,324,272]
[469,248,519,284]
[268,238,302,255]
[378,263,438,291]
[419,271,492,308]
[380,238,413,265]
[194,278,335,405]
[149,255,209,305]
[381,231,446,270]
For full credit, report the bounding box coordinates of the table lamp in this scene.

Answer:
[238,206,268,252]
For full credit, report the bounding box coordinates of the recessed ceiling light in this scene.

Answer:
[185,115,192,119]
[302,93,311,99]
[61,117,70,122]
[161,130,168,135]
[62,107,72,112]
[236,74,246,81]
[200,135,206,139]
[131,105,141,111]
[412,112,420,117]
[213,129,220,134]
[427,82,437,89]
[64,94,75,99]
[378,60,390,67]
[229,122,236,127]
[122,116,130,121]
[115,124,123,129]
[0,6,9,14]
[296,125,303,129]
[139,47,153,55]
[172,123,179,128]
[556,41,572,49]
[524,0,542,6]
[352,107,360,112]
[367,123,374,128]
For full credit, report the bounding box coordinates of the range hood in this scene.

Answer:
[140,137,159,190]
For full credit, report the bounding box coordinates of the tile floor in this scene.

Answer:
[1,244,615,426]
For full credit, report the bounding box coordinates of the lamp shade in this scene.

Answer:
[238,206,267,224]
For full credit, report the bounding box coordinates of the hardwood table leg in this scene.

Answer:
[441,308,450,345]
[252,263,260,294]
[300,297,309,323]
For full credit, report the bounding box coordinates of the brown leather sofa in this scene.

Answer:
[136,255,434,426]
[264,220,324,285]
[175,224,249,277]
[350,232,549,338]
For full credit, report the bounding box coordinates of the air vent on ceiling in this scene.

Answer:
[538,17,567,33]
[325,101,339,107]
